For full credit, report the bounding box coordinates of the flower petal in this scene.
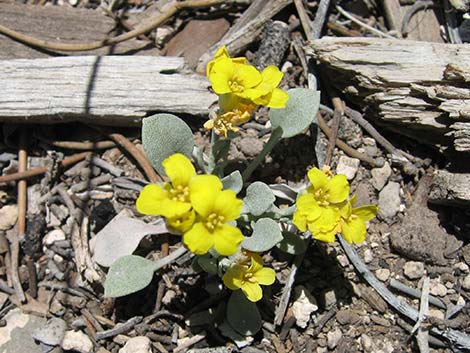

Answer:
[222,265,244,290]
[253,267,275,286]
[260,88,289,108]
[136,184,191,217]
[166,210,195,233]
[307,168,329,190]
[341,218,367,244]
[292,211,308,232]
[236,64,262,88]
[209,58,235,94]
[326,174,350,203]
[353,205,378,222]
[213,224,244,256]
[241,282,263,302]
[312,228,336,243]
[214,190,242,221]
[189,175,222,218]
[248,253,264,273]
[162,153,196,187]
[183,222,214,255]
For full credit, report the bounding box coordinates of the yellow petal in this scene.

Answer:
[213,224,244,256]
[209,58,235,94]
[292,211,308,232]
[307,168,329,190]
[241,282,263,302]
[183,222,214,255]
[312,207,340,231]
[248,253,264,273]
[353,205,378,222]
[222,265,244,290]
[203,119,214,130]
[341,218,366,244]
[256,65,284,93]
[312,228,336,243]
[166,210,195,233]
[162,153,196,187]
[214,190,242,221]
[136,184,191,217]
[326,174,350,203]
[189,175,222,218]
[256,88,289,108]
[253,267,275,286]
[236,64,262,88]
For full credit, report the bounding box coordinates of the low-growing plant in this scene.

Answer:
[94,46,378,337]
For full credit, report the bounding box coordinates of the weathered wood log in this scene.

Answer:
[1,56,216,125]
[429,170,470,206]
[308,37,470,152]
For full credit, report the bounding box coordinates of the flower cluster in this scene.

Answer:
[293,166,378,243]
[204,46,289,137]
[136,153,244,256]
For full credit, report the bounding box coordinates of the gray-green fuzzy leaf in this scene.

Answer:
[244,182,275,216]
[221,171,243,194]
[269,88,320,138]
[104,255,156,297]
[242,218,283,252]
[227,290,262,335]
[142,113,194,175]
[276,231,307,255]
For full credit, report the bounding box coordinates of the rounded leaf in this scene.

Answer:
[221,171,243,194]
[104,255,156,297]
[142,114,194,175]
[226,290,262,336]
[269,88,320,138]
[244,182,275,216]
[242,218,283,252]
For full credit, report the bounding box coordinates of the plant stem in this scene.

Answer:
[207,129,219,174]
[242,127,283,182]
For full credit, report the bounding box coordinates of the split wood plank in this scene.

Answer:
[0,2,160,59]
[0,56,217,125]
[308,37,470,152]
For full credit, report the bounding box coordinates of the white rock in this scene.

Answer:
[0,205,18,230]
[323,289,337,307]
[371,162,392,191]
[32,317,67,346]
[61,330,93,353]
[336,156,360,180]
[378,182,401,219]
[363,249,373,264]
[462,274,470,290]
[336,254,349,267]
[430,280,448,297]
[43,229,66,246]
[375,268,390,282]
[427,308,445,320]
[360,333,373,352]
[403,261,425,279]
[327,328,342,349]
[454,262,469,272]
[292,286,318,328]
[119,336,152,353]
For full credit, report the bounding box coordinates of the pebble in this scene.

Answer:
[375,268,390,282]
[119,336,152,353]
[327,328,342,349]
[363,249,373,264]
[462,274,470,290]
[403,261,425,279]
[336,156,360,180]
[0,205,18,230]
[323,289,337,308]
[336,254,349,267]
[360,333,373,352]
[371,162,392,191]
[292,286,318,328]
[32,317,67,346]
[378,182,401,220]
[43,229,66,246]
[454,262,469,272]
[430,281,448,297]
[427,308,445,320]
[238,137,264,158]
[60,330,93,353]
[336,309,361,325]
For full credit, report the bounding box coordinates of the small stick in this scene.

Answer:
[335,5,397,39]
[326,21,362,37]
[25,256,38,298]
[312,307,337,337]
[294,0,313,41]
[82,308,104,332]
[0,279,15,295]
[91,157,123,177]
[323,97,343,167]
[35,135,116,150]
[317,113,383,167]
[95,316,143,340]
[311,0,331,39]
[0,152,91,184]
[173,333,206,353]
[413,276,430,353]
[389,279,446,310]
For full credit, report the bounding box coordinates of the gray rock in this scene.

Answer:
[0,205,18,231]
[327,328,342,349]
[403,261,425,279]
[375,268,390,282]
[119,336,152,353]
[430,279,448,297]
[336,309,361,325]
[60,330,93,353]
[363,249,373,264]
[378,182,401,220]
[463,274,470,290]
[32,317,67,346]
[371,162,392,191]
[238,137,264,158]
[336,156,360,180]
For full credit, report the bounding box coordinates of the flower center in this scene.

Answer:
[205,212,225,231]
[315,188,330,206]
[241,271,257,285]
[169,184,189,203]
[228,76,244,93]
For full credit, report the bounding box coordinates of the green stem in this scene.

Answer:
[242,127,283,182]
[207,129,219,174]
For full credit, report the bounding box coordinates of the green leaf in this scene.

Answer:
[104,255,156,297]
[269,88,320,138]
[221,171,243,194]
[242,218,283,252]
[276,231,307,255]
[196,254,218,275]
[142,114,194,175]
[226,290,262,336]
[244,182,275,216]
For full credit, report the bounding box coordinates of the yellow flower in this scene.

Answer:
[306,167,350,206]
[136,153,195,219]
[206,45,247,77]
[166,210,196,233]
[339,196,378,244]
[222,252,275,302]
[183,175,244,256]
